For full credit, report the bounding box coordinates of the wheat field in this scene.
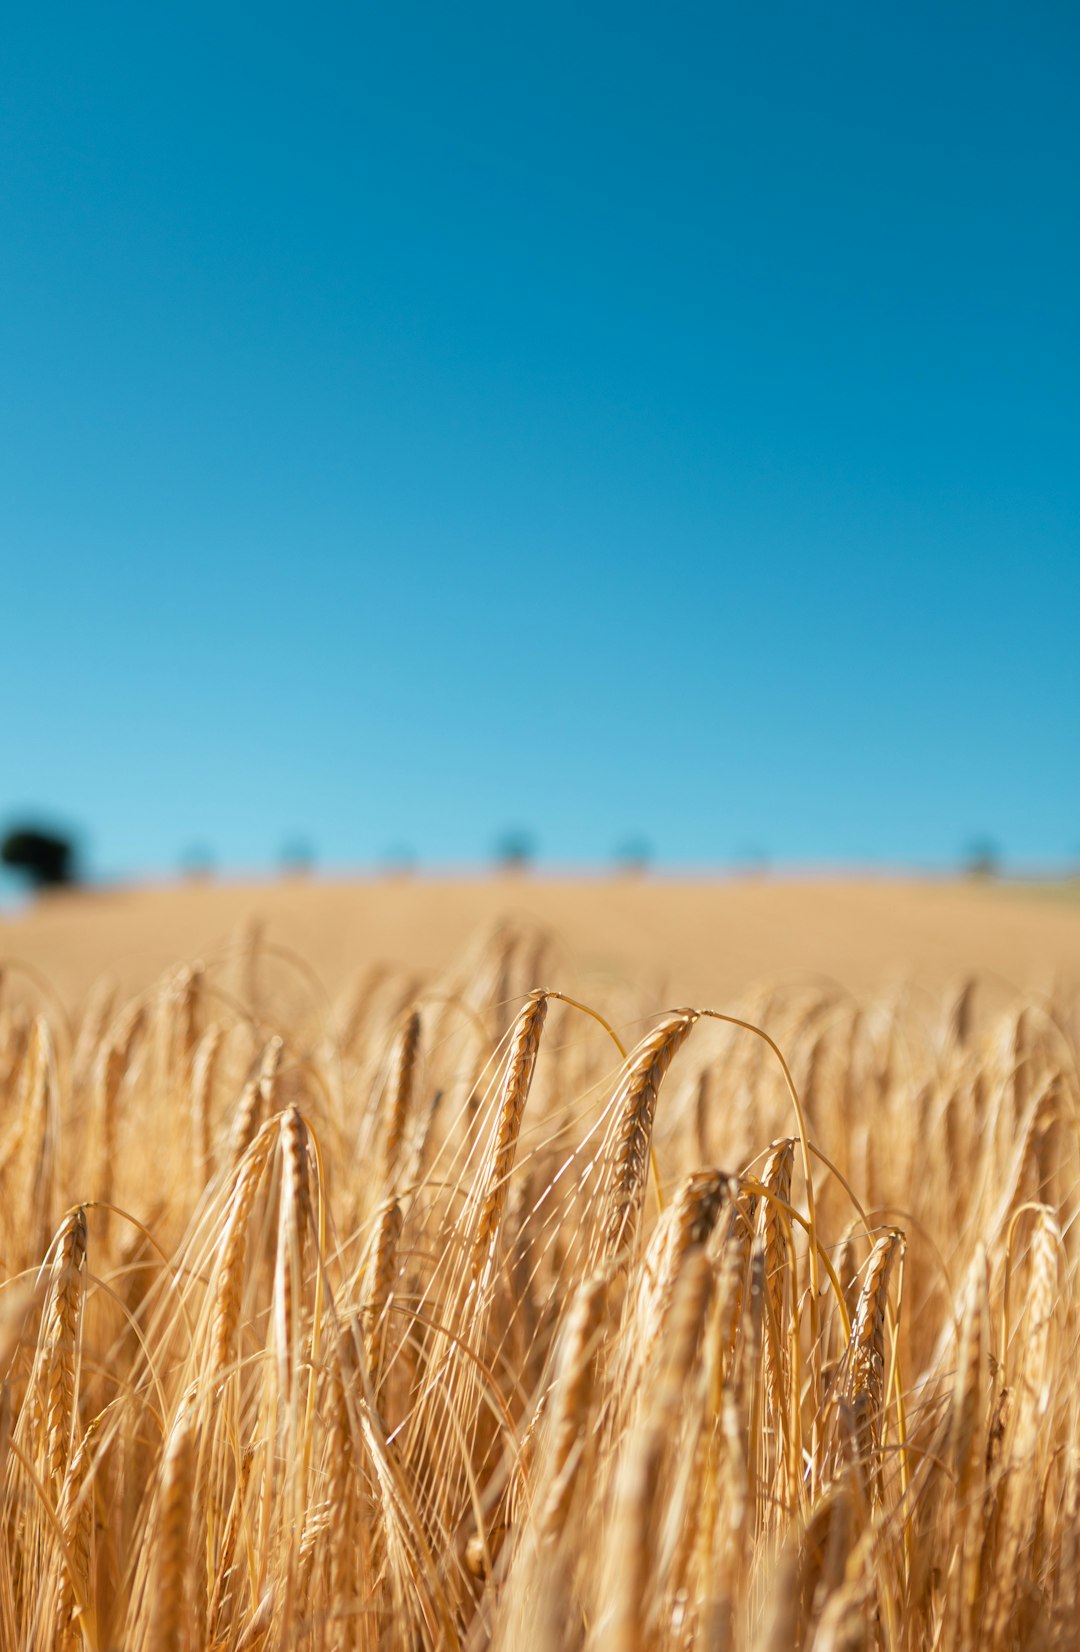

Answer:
[0,880,1078,1650]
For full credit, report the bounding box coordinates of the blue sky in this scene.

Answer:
[2,3,1078,885]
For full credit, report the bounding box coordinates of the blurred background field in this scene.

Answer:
[5,872,1078,1009]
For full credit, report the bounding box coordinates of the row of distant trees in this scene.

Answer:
[1,819,1023,893]
[175,832,660,879]
[0,823,659,889]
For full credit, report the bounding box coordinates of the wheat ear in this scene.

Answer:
[211,1118,279,1379]
[472,990,548,1273]
[44,1206,88,1493]
[150,1403,196,1652]
[841,1228,903,1487]
[600,1011,697,1265]
[381,1009,422,1188]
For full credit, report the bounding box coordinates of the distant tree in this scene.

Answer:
[732,845,770,878]
[963,837,1000,880]
[613,837,652,876]
[279,837,315,876]
[1,824,78,889]
[380,844,417,878]
[179,844,216,881]
[494,829,535,872]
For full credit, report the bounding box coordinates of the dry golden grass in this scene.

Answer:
[0,878,1077,1649]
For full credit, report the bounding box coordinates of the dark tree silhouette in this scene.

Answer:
[732,844,771,878]
[279,837,315,876]
[1,826,78,889]
[179,844,216,881]
[494,829,535,872]
[963,837,1000,880]
[380,844,417,877]
[613,837,652,876]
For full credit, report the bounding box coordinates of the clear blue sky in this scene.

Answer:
[2,3,1078,886]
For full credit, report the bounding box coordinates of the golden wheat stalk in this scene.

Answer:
[471,989,548,1273]
[148,1403,195,1652]
[598,1010,697,1266]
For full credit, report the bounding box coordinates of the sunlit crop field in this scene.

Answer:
[1,879,1077,1649]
